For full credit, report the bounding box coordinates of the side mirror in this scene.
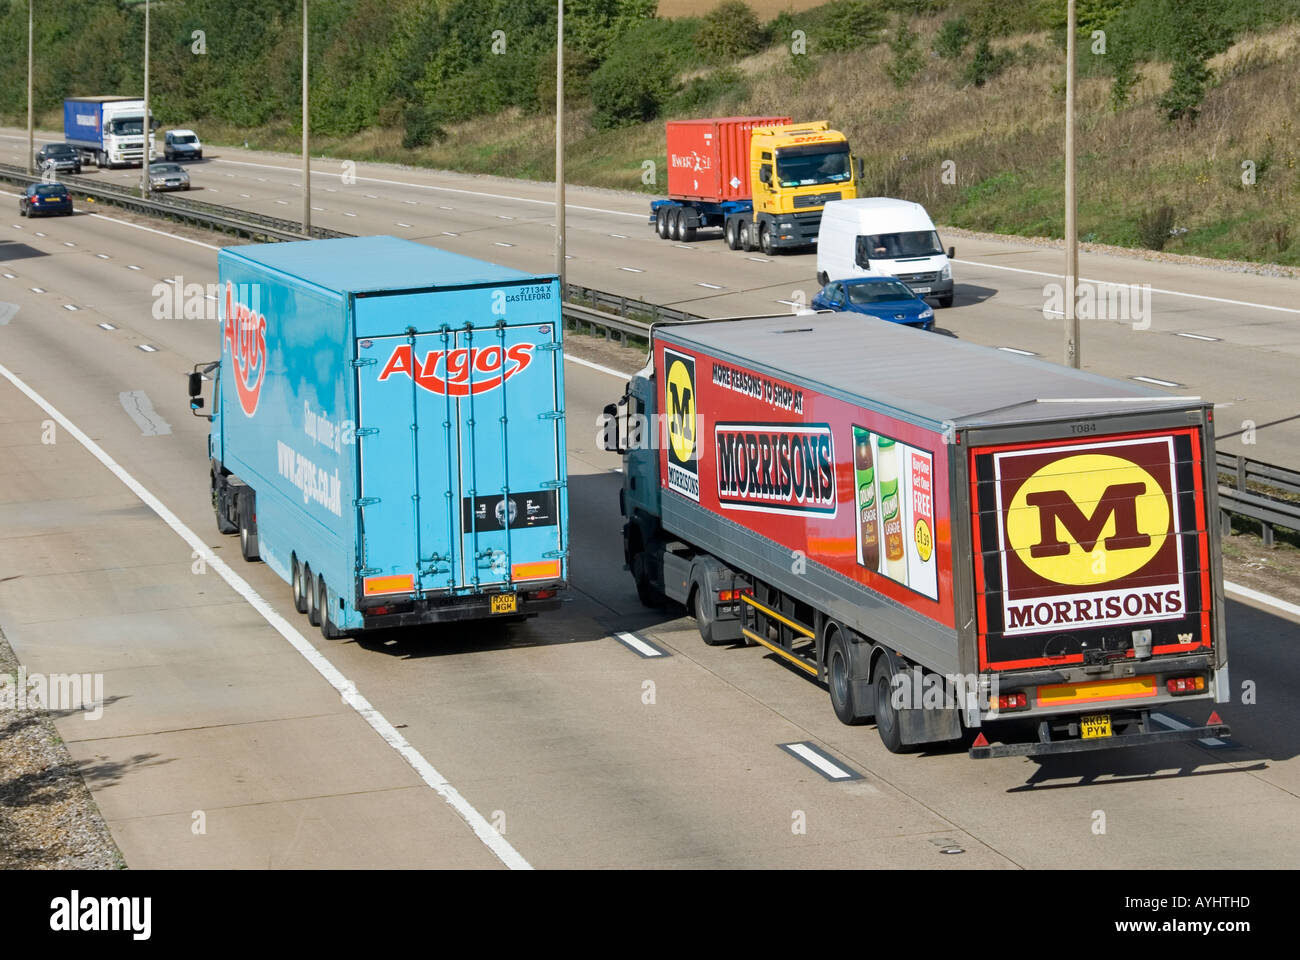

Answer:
[600,402,624,454]
[759,165,772,185]
[187,371,203,397]
[947,246,955,259]
[190,397,205,411]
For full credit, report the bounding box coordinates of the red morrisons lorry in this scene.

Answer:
[603,314,1230,757]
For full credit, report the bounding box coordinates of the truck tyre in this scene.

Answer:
[741,221,757,253]
[318,576,345,640]
[759,224,776,257]
[656,208,671,239]
[671,209,686,242]
[692,587,726,646]
[292,554,308,613]
[938,294,954,308]
[874,667,907,754]
[725,219,741,250]
[827,631,869,725]
[631,550,665,609]
[305,564,321,626]
[95,151,104,169]
[237,489,259,561]
[211,472,237,534]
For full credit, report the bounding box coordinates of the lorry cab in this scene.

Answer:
[817,197,955,308]
[747,121,858,248]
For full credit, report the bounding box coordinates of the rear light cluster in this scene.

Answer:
[996,692,1029,711]
[717,588,753,602]
[1166,675,1206,695]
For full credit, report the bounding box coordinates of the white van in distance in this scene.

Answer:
[816,197,955,308]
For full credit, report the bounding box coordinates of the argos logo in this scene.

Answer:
[223,282,267,417]
[378,343,533,396]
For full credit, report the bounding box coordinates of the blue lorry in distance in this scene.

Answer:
[189,236,568,637]
[63,96,155,168]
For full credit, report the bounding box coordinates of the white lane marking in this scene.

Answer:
[396,222,411,228]
[1225,581,1300,619]
[30,287,44,294]
[952,258,1300,316]
[91,214,218,250]
[494,241,513,247]
[208,156,646,218]
[137,344,158,352]
[438,205,453,210]
[275,200,288,205]
[783,742,855,780]
[239,194,251,198]
[97,322,115,330]
[497,215,515,220]
[62,304,78,311]
[748,256,771,262]
[1132,375,1181,387]
[1177,332,1220,341]
[564,355,631,380]
[608,233,626,238]
[619,266,643,273]
[998,346,1037,356]
[34,231,46,237]
[343,212,357,217]
[1,273,14,278]
[673,244,693,250]
[1149,711,1226,747]
[96,253,110,259]
[402,199,418,205]
[62,241,75,247]
[442,231,459,237]
[774,299,799,307]
[0,360,533,871]
[613,631,663,658]
[697,282,723,289]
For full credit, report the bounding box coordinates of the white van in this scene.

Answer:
[816,197,955,307]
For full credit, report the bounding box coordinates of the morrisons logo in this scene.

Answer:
[664,348,699,502]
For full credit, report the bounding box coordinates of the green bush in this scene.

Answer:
[1159,55,1212,123]
[963,38,1014,87]
[886,17,924,89]
[590,45,676,127]
[819,0,887,53]
[667,67,749,114]
[934,16,971,59]
[696,1,766,63]
[402,103,446,148]
[1136,205,1176,250]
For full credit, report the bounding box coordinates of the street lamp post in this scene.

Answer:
[27,0,34,175]
[555,1,565,297]
[1064,0,1079,368]
[303,0,311,237]
[141,0,150,195]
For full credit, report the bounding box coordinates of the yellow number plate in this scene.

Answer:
[490,594,518,615]
[1080,714,1112,739]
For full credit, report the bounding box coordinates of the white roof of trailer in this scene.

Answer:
[658,313,1199,429]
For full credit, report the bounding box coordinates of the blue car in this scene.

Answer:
[811,276,935,330]
[19,182,73,218]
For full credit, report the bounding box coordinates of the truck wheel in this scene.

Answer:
[656,208,672,239]
[741,221,757,253]
[725,219,741,250]
[237,490,259,561]
[318,576,346,640]
[874,668,906,754]
[212,471,238,534]
[759,224,776,256]
[305,564,321,626]
[938,294,954,308]
[670,209,686,242]
[292,554,308,613]
[95,151,104,169]
[631,550,665,609]
[827,632,869,725]
[692,587,725,646]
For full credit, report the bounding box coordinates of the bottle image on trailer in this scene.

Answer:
[853,427,881,570]
[877,436,908,585]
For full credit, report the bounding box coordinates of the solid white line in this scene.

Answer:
[564,354,631,380]
[785,742,852,779]
[0,360,532,871]
[614,631,662,658]
[1149,711,1225,747]
[89,214,219,250]
[953,258,1300,315]
[209,157,646,219]
[1224,580,1300,619]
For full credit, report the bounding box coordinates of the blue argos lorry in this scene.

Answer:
[188,236,568,637]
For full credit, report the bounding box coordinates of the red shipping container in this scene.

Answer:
[665,116,791,203]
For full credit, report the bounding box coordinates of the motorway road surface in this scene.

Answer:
[1,147,1299,869]
[4,126,1299,468]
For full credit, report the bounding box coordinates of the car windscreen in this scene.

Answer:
[151,164,182,173]
[173,135,197,144]
[776,145,852,187]
[859,230,944,260]
[34,185,67,196]
[46,145,75,155]
[845,281,917,304]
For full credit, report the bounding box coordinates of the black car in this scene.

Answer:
[19,182,73,217]
[35,142,82,175]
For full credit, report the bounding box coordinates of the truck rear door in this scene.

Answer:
[354,322,564,600]
[969,427,1216,675]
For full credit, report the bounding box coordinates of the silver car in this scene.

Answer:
[148,162,191,192]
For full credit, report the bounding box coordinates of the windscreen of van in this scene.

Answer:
[776,145,852,187]
[857,230,943,264]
